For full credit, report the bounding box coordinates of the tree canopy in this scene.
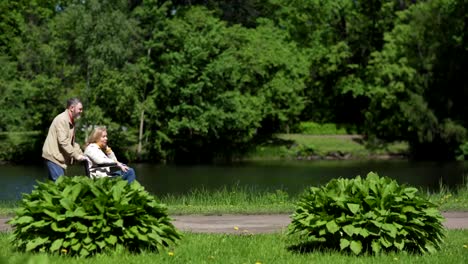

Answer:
[0,0,466,162]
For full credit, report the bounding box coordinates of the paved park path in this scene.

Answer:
[1,212,467,234]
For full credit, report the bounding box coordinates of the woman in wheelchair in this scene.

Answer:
[84,126,136,183]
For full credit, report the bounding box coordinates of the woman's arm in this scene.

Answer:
[84,144,116,165]
[105,147,129,172]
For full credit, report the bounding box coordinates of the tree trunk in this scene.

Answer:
[137,109,145,160]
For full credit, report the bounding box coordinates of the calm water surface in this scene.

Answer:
[0,160,466,200]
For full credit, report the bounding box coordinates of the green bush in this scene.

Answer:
[0,131,43,163]
[293,143,317,157]
[288,172,445,255]
[456,141,468,161]
[8,176,182,257]
[297,122,353,135]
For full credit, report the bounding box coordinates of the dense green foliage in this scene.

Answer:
[0,0,466,162]
[288,172,445,255]
[0,132,43,163]
[8,176,181,257]
[297,122,353,135]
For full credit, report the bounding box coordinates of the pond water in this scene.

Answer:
[0,160,466,200]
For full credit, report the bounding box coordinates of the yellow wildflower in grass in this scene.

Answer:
[255,262,262,264]
[61,248,68,254]
[234,226,239,230]
[463,245,468,248]
[168,251,174,256]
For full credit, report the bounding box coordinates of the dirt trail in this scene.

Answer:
[1,212,467,234]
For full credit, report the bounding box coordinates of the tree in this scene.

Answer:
[145,7,308,162]
[363,0,467,159]
[265,0,416,126]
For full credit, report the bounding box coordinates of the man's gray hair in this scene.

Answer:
[66,98,82,108]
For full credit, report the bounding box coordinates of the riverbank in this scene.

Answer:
[2,212,468,234]
[247,134,409,161]
[1,181,467,216]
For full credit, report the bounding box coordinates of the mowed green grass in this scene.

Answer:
[1,180,467,216]
[1,230,467,264]
[250,134,408,159]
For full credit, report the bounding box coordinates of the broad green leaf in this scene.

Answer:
[371,240,382,254]
[114,219,124,227]
[63,240,70,248]
[394,237,405,250]
[340,238,350,249]
[96,240,107,249]
[74,222,88,233]
[69,183,83,202]
[84,243,97,252]
[409,218,425,226]
[342,225,356,236]
[382,223,397,238]
[105,235,118,245]
[350,240,363,255]
[26,237,49,252]
[347,203,360,214]
[80,247,90,257]
[71,238,79,245]
[93,200,105,213]
[43,210,59,220]
[60,197,74,211]
[50,238,64,252]
[51,222,71,232]
[326,220,340,234]
[380,236,392,248]
[71,242,81,251]
[425,244,437,254]
[423,208,442,217]
[358,228,370,238]
[137,233,149,241]
[402,206,417,214]
[111,181,128,201]
[83,236,92,245]
[11,216,34,225]
[73,207,87,218]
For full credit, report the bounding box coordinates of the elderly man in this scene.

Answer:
[42,98,86,181]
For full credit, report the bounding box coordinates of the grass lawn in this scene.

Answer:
[249,134,408,160]
[1,230,467,264]
[1,181,467,216]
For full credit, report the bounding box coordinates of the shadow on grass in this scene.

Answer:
[257,137,295,147]
[286,241,339,254]
[287,241,423,256]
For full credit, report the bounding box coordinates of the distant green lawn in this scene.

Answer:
[249,134,408,160]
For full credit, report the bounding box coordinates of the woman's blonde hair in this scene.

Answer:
[86,126,107,145]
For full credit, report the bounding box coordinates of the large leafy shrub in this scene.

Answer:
[8,176,181,257]
[456,141,468,161]
[288,172,445,255]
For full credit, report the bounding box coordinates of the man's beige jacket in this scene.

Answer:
[42,110,83,169]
